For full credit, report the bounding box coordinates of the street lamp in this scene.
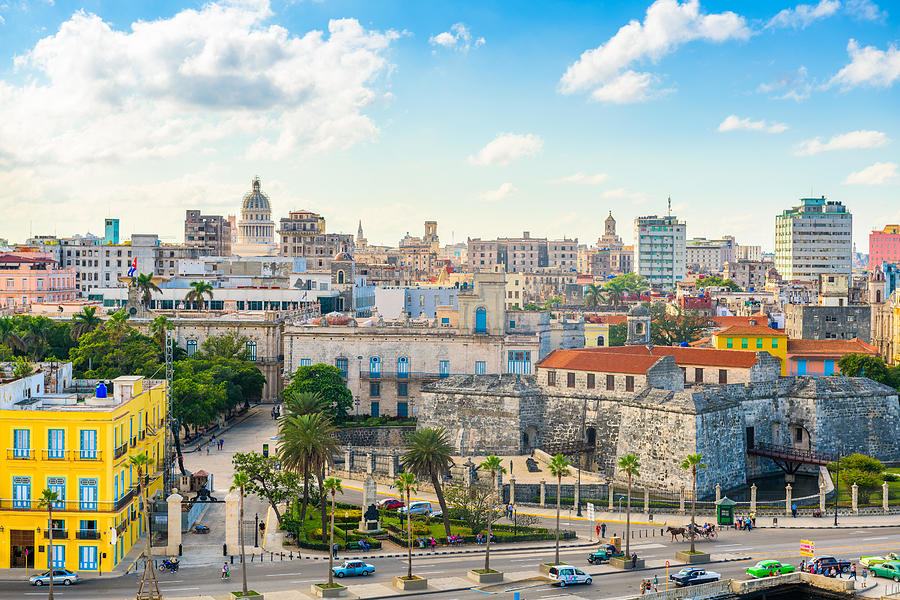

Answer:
[575,453,583,517]
[513,504,518,537]
[833,452,841,527]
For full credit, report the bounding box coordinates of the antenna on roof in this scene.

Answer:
[667,196,672,217]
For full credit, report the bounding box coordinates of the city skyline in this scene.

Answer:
[1,0,898,249]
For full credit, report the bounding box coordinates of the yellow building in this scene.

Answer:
[584,322,610,347]
[0,373,166,573]
[711,325,788,374]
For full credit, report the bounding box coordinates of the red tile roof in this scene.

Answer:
[561,345,760,368]
[537,349,660,374]
[786,338,879,357]
[708,316,758,328]
[0,253,48,264]
[713,325,787,337]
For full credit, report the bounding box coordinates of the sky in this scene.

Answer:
[0,0,898,252]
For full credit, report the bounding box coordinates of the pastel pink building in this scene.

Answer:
[0,251,77,307]
[869,225,900,269]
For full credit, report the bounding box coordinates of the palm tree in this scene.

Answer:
[71,306,101,339]
[603,279,627,307]
[134,273,161,308]
[395,472,418,580]
[278,413,339,528]
[149,315,172,351]
[230,473,251,595]
[38,488,60,600]
[22,317,53,361]
[583,284,605,309]
[129,453,154,570]
[402,427,454,539]
[284,391,329,416]
[548,454,571,565]
[618,453,641,558]
[680,453,707,554]
[185,281,214,311]
[0,316,24,352]
[323,477,344,587]
[106,310,130,338]
[479,454,506,574]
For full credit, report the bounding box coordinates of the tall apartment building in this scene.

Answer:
[685,236,735,272]
[467,233,577,273]
[634,214,686,290]
[277,210,353,270]
[869,225,900,269]
[184,210,232,256]
[774,197,852,283]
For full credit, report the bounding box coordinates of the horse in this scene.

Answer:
[666,526,687,542]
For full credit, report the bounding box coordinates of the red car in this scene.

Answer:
[377,498,404,510]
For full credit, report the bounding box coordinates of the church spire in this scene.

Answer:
[357,220,364,240]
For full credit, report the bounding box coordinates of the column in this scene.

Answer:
[715,484,721,504]
[750,484,757,516]
[344,448,353,475]
[785,484,792,516]
[389,452,400,479]
[884,482,890,515]
[608,484,615,512]
[509,478,516,505]
[574,480,580,513]
[852,483,859,515]
[643,488,649,514]
[819,483,826,513]
[225,489,240,555]
[366,451,374,474]
[166,491,183,556]
[540,480,546,507]
[679,486,685,515]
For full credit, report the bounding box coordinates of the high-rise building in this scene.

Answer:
[634,214,686,289]
[774,197,852,283]
[869,225,900,269]
[184,210,232,256]
[685,236,735,272]
[236,177,276,249]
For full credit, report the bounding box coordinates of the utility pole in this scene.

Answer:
[833,453,841,527]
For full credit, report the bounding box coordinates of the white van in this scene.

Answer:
[398,501,433,515]
[547,565,592,587]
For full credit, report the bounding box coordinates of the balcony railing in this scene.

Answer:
[130,437,137,448]
[114,444,128,459]
[76,450,101,461]
[139,431,145,441]
[7,448,34,460]
[359,370,448,380]
[43,529,67,539]
[41,449,69,460]
[76,529,100,540]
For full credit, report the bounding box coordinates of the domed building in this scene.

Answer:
[236,177,276,251]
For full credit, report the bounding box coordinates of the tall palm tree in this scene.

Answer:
[129,453,154,570]
[603,279,627,307]
[134,273,161,308]
[618,453,641,558]
[323,477,344,587]
[583,284,605,309]
[185,281,214,311]
[284,391,329,416]
[71,306,101,339]
[38,488,60,600]
[106,310,130,338]
[402,427,454,539]
[395,472,418,580]
[278,413,339,527]
[22,317,54,361]
[230,473,251,596]
[680,453,707,554]
[548,454,571,565]
[149,315,172,351]
[479,454,506,573]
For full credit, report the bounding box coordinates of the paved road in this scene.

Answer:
[5,526,900,599]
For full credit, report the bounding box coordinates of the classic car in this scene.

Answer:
[747,560,795,578]
[376,498,404,510]
[870,561,900,582]
[861,553,899,567]
[670,568,721,587]
[587,544,624,564]
[332,560,375,578]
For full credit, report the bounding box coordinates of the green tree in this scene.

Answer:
[0,317,24,352]
[543,296,563,310]
[837,453,885,503]
[285,392,329,416]
[478,454,506,573]
[149,315,172,351]
[22,316,55,361]
[230,472,251,596]
[443,482,502,534]
[134,273,161,308]
[837,354,895,387]
[232,452,305,524]
[680,454,706,553]
[402,427,454,539]
[695,276,740,291]
[283,364,353,419]
[395,472,419,580]
[583,284,605,309]
[12,356,35,379]
[618,453,641,558]
[71,306,102,339]
[323,477,343,586]
[548,454,571,565]
[608,322,627,346]
[106,310,130,338]
[278,412,339,534]
[185,281,214,311]
[199,331,250,361]
[38,488,60,600]
[604,273,649,306]
[69,320,161,378]
[0,344,14,361]
[648,303,706,346]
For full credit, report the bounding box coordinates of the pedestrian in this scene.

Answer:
[596,523,601,539]
[653,574,658,592]
[791,503,797,518]
[333,543,338,559]
[601,522,607,538]
[850,563,857,580]
[631,552,638,569]
[863,568,868,585]
[800,560,806,572]
[640,579,647,595]
[206,444,210,455]
[221,563,229,580]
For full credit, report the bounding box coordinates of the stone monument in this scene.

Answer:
[360,475,379,531]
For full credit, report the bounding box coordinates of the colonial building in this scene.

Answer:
[277,210,353,270]
[235,177,276,254]
[0,251,77,308]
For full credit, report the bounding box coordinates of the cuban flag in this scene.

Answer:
[127,257,137,277]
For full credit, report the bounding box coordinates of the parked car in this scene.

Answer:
[587,544,624,564]
[376,498,404,510]
[747,560,795,578]
[870,560,900,582]
[809,556,852,573]
[670,568,721,587]
[547,565,592,587]
[861,553,899,567]
[332,560,375,578]
[29,570,79,586]
[398,501,433,516]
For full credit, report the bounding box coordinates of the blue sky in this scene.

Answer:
[0,0,897,251]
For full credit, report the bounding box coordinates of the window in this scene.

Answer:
[718,369,727,384]
[625,376,635,392]
[369,382,381,397]
[397,402,408,418]
[51,545,65,569]
[79,478,98,510]
[369,356,381,378]
[606,375,615,391]
[772,338,778,348]
[246,341,257,361]
[746,426,755,449]
[795,427,803,443]
[370,402,380,418]
[48,477,65,509]
[79,546,98,570]
[567,372,576,388]
[79,430,97,460]
[726,338,733,349]
[186,339,197,357]
[397,382,408,397]
[474,307,487,333]
[397,357,409,378]
[587,374,595,389]
[48,429,65,459]
[12,476,31,508]
[741,338,748,349]
[475,361,486,375]
[509,320,516,329]
[12,428,30,458]
[756,338,763,349]
[335,358,348,378]
[694,368,703,383]
[300,358,311,367]
[547,371,556,386]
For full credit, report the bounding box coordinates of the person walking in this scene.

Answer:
[791,503,797,518]
[221,563,229,580]
[850,563,857,581]
[332,543,338,559]
[652,574,658,592]
[596,523,601,539]
[601,522,607,538]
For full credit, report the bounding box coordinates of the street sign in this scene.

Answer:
[587,502,595,522]
[800,539,815,556]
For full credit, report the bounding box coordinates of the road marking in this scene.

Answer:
[290,579,318,583]
[863,537,890,541]
[160,587,200,591]
[266,572,301,577]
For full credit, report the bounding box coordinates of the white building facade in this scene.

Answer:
[775,197,852,284]
[634,215,686,290]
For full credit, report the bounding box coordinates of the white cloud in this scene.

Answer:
[478,182,517,202]
[794,130,889,155]
[766,0,840,29]
[467,133,543,167]
[551,173,610,184]
[845,0,887,21]
[429,23,484,52]
[757,66,812,101]
[0,2,398,164]
[843,161,898,185]
[558,0,750,103]
[717,115,788,133]
[600,188,648,202]
[828,39,900,89]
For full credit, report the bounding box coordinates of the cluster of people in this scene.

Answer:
[447,534,464,546]
[800,560,863,581]
[475,532,497,544]
[198,435,225,454]
[639,576,659,594]
[415,537,438,550]
[271,404,282,420]
[736,515,755,530]
[356,539,371,551]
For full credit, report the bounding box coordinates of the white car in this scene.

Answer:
[548,565,592,587]
[398,501,433,516]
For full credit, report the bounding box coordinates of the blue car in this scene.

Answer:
[332,560,375,578]
[29,569,79,586]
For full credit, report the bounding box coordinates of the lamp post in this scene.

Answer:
[833,452,841,527]
[356,355,363,421]
[576,453,583,517]
[513,504,518,537]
